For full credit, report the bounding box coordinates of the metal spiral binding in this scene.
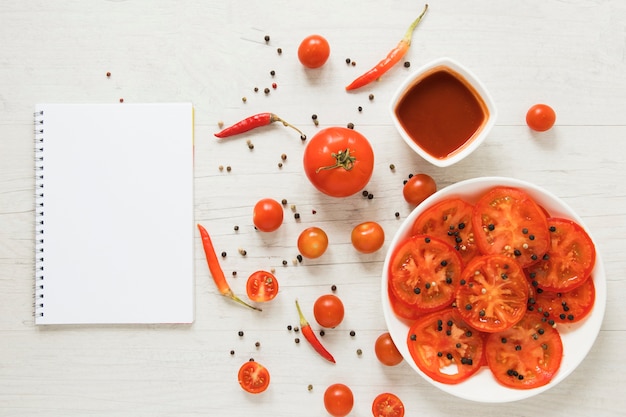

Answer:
[34,110,45,318]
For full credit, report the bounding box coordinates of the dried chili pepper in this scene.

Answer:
[197,223,261,311]
[345,4,428,91]
[214,112,306,140]
[295,299,336,363]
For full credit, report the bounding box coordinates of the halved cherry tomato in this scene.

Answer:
[313,294,344,328]
[407,307,484,384]
[526,103,556,132]
[411,197,479,266]
[388,235,463,312]
[526,217,596,292]
[324,383,354,417]
[528,275,595,323]
[402,173,436,206]
[297,226,329,259]
[238,361,270,394]
[472,186,550,268]
[351,221,385,253]
[303,127,374,197]
[253,198,283,232]
[484,312,563,389]
[297,34,330,69]
[456,254,528,333]
[246,270,279,302]
[371,392,405,417]
[374,332,404,366]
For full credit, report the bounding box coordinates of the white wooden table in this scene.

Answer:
[1,1,624,415]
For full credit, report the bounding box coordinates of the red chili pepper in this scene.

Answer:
[197,223,261,311]
[214,112,306,140]
[345,4,428,91]
[295,299,336,363]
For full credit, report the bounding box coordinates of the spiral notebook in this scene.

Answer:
[34,103,195,325]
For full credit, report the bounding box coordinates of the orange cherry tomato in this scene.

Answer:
[246,270,279,302]
[324,383,354,417]
[402,173,436,205]
[237,361,270,394]
[297,226,329,259]
[371,392,405,417]
[526,103,556,132]
[351,221,385,254]
[298,34,330,69]
[313,294,344,328]
[374,332,404,366]
[253,198,283,232]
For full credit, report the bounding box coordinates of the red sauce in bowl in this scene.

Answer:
[394,68,488,160]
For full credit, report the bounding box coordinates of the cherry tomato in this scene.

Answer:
[372,392,405,417]
[526,103,556,132]
[527,275,595,323]
[237,361,270,394]
[374,332,403,366]
[297,227,329,259]
[526,217,596,292]
[472,186,550,268]
[388,235,463,312]
[485,312,563,389]
[297,34,330,69]
[411,197,479,266]
[351,221,385,254]
[246,270,279,302]
[303,127,374,197]
[252,198,283,232]
[407,307,484,384]
[313,294,344,328]
[402,173,437,205]
[324,383,354,417]
[455,254,529,333]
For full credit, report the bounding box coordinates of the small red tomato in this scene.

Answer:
[324,383,354,417]
[374,332,404,366]
[297,227,329,259]
[313,294,344,328]
[526,104,556,132]
[253,198,283,232]
[238,361,270,394]
[351,221,385,254]
[298,34,330,69]
[402,173,437,205]
[246,270,279,302]
[372,392,405,417]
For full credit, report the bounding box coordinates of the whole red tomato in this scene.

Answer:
[298,34,330,69]
[303,127,374,197]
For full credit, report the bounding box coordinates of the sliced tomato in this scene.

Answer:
[528,275,596,324]
[484,312,563,389]
[525,217,596,292]
[407,307,484,384]
[389,235,463,312]
[238,361,270,394]
[387,285,423,322]
[472,186,550,268]
[411,197,479,266]
[371,392,405,417]
[455,254,528,333]
[246,270,279,302]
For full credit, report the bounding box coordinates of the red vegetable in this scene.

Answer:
[214,112,306,139]
[197,223,261,311]
[295,299,336,363]
[345,4,428,91]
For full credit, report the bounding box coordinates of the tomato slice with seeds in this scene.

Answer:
[246,270,279,302]
[407,307,484,384]
[387,285,423,322]
[528,275,595,324]
[485,312,563,389]
[411,197,479,266]
[237,361,270,394]
[525,217,596,292]
[371,392,405,417]
[455,254,529,333]
[472,186,550,268]
[389,235,463,312]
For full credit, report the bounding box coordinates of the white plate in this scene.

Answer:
[381,177,606,403]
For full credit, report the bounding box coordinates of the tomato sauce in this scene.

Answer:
[394,68,488,160]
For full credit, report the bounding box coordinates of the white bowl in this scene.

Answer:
[381,177,606,402]
[389,58,497,167]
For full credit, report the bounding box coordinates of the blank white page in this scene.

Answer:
[35,103,194,324]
